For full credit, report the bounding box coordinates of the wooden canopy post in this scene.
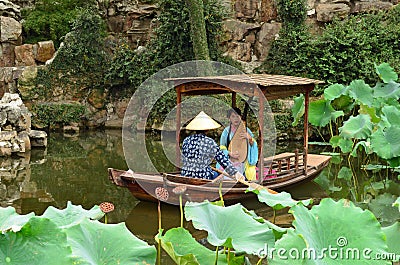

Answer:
[303,89,310,175]
[232,92,237,108]
[258,90,264,183]
[176,85,182,171]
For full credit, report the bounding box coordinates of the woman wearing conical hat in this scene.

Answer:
[181,111,244,181]
[218,107,258,180]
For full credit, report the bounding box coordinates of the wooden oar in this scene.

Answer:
[211,167,278,194]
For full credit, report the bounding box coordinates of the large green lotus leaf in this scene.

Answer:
[339,114,372,139]
[66,218,156,264]
[0,217,74,265]
[324,84,347,101]
[381,105,400,127]
[309,99,344,127]
[394,197,400,212]
[348,80,374,106]
[359,104,380,123]
[160,227,246,265]
[371,126,400,159]
[273,198,390,264]
[255,189,312,210]
[382,222,400,261]
[375,63,398,83]
[184,201,275,255]
[368,193,400,227]
[243,208,288,240]
[268,228,309,264]
[42,201,104,228]
[292,94,305,126]
[373,81,400,100]
[0,207,34,233]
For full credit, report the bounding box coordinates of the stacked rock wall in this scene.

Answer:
[0,93,47,156]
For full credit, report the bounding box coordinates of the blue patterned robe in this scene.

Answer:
[181,133,237,179]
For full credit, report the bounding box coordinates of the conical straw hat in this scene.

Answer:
[186,111,221,130]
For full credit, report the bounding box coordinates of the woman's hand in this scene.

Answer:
[240,132,253,145]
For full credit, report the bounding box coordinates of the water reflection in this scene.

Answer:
[0,130,137,221]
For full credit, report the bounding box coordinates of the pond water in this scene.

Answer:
[1,130,399,263]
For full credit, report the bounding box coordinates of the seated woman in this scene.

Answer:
[219,107,258,180]
[181,111,244,181]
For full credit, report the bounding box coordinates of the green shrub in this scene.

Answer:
[21,0,96,48]
[31,103,86,128]
[33,7,109,100]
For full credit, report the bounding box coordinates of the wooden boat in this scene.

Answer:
[110,73,332,204]
[108,152,331,205]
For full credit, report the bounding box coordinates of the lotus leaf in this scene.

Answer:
[309,99,344,127]
[255,189,312,210]
[329,136,341,148]
[338,138,353,153]
[42,201,104,229]
[394,197,400,212]
[160,227,246,265]
[375,63,398,83]
[331,95,354,112]
[320,152,341,164]
[351,141,372,157]
[359,104,380,123]
[324,84,347,101]
[66,218,156,265]
[270,198,390,264]
[388,157,400,168]
[348,80,374,106]
[381,105,400,127]
[268,228,308,264]
[371,126,400,159]
[0,207,34,233]
[382,222,400,261]
[242,209,288,240]
[339,114,372,139]
[337,167,352,181]
[0,217,74,265]
[373,81,400,100]
[184,201,275,255]
[368,193,400,227]
[314,170,342,192]
[362,164,392,171]
[292,94,305,126]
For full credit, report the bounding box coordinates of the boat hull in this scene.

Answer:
[109,153,331,205]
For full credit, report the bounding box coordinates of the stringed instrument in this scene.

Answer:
[228,120,248,163]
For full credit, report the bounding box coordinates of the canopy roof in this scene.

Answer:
[168,74,324,100]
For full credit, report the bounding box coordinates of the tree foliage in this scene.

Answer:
[258,5,400,95]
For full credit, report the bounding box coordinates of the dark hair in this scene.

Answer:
[227,107,242,118]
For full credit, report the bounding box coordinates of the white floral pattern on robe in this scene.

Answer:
[181,133,237,179]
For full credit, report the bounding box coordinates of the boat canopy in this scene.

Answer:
[168,74,324,181]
